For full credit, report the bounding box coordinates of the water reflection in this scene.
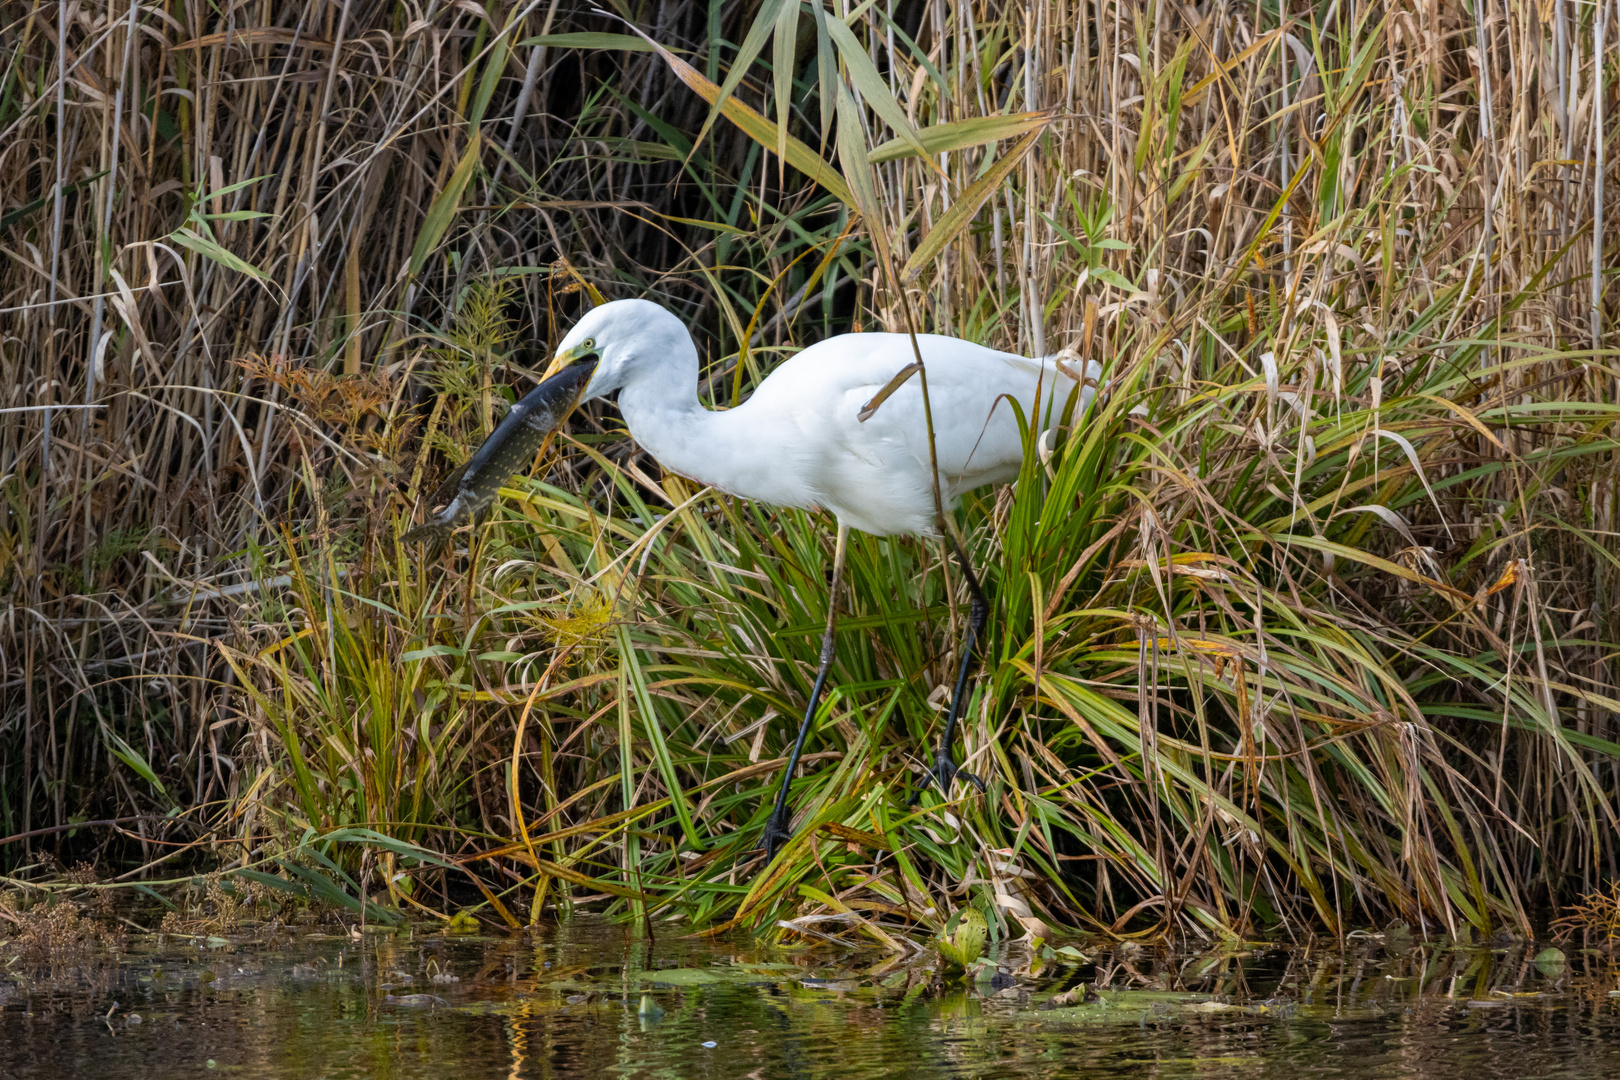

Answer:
[1,918,1617,1079]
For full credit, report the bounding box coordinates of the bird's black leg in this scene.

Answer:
[911,526,989,804]
[763,524,849,861]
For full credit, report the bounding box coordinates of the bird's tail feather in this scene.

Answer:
[1033,353,1105,416]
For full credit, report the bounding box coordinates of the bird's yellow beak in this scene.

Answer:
[542,341,597,381]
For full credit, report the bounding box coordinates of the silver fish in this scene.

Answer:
[401,358,597,555]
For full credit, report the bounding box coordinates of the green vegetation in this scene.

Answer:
[1,0,1616,944]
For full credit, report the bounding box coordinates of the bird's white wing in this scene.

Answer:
[783,335,1075,465]
[742,333,1086,534]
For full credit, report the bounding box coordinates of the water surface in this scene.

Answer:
[3,917,1617,1078]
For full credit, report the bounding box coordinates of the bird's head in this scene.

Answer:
[542,298,692,402]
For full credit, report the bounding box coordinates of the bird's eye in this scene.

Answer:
[582,337,596,351]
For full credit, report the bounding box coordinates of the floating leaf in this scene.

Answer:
[639,967,725,985]
[1027,989,1246,1024]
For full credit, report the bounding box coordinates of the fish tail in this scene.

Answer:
[399,521,452,559]
[402,480,473,559]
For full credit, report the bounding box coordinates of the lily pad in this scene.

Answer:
[1025,988,1245,1024]
[385,993,449,1007]
[635,964,803,986]
[638,967,727,986]
[734,962,801,974]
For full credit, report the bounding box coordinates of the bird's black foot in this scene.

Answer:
[908,746,987,805]
[762,803,794,861]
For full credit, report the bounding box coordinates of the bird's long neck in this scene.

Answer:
[616,347,811,508]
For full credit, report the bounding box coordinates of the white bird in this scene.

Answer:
[409,298,1101,860]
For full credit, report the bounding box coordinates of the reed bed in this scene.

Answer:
[1,0,1616,942]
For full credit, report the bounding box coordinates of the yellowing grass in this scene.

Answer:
[1,0,1615,940]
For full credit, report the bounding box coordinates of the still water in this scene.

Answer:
[2,917,1617,1078]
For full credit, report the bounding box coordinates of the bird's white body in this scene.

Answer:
[565,300,1096,536]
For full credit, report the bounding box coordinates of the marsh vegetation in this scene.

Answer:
[1,0,1617,948]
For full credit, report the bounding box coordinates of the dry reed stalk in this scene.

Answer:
[0,0,1614,938]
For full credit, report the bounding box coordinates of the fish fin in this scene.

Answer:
[426,457,475,508]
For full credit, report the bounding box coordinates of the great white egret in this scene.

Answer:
[405,298,1100,860]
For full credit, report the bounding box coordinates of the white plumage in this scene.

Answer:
[539,297,1101,860]
[555,299,1098,537]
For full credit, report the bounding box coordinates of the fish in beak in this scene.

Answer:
[400,353,598,555]
[541,339,598,381]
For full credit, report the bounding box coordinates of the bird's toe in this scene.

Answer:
[762,808,794,861]
[957,768,988,794]
[926,749,987,799]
